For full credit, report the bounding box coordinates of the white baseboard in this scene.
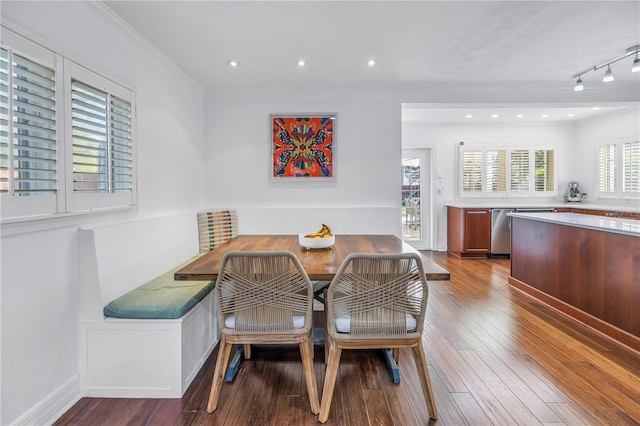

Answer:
[11,374,82,426]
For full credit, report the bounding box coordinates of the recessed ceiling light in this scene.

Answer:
[297,60,306,67]
[228,60,238,67]
[465,114,473,118]
[516,114,524,118]
[568,114,575,117]
[491,114,499,119]
[592,107,601,111]
[541,114,549,118]
[367,59,376,66]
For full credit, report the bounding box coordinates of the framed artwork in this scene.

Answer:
[270,114,335,179]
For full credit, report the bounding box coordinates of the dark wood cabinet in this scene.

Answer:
[509,216,640,352]
[447,207,491,257]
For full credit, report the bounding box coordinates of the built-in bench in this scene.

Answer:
[78,212,219,398]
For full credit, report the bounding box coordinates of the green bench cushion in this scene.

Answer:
[103,268,215,320]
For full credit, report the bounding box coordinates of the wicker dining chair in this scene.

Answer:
[319,252,438,423]
[206,251,320,415]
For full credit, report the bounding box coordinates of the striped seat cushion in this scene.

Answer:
[197,210,238,253]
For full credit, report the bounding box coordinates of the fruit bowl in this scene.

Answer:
[299,233,335,250]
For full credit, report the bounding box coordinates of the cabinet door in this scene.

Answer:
[463,209,491,252]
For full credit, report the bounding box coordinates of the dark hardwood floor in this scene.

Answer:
[55,252,640,425]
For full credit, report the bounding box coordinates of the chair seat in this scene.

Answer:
[224,314,307,330]
[335,313,417,333]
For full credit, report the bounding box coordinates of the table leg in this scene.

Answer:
[224,345,244,382]
[383,348,401,383]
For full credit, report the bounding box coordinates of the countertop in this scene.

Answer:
[445,200,640,213]
[508,212,640,237]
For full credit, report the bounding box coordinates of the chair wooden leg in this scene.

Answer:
[319,340,342,423]
[243,344,251,359]
[308,332,314,360]
[207,336,233,413]
[299,334,320,414]
[411,340,438,420]
[324,330,330,364]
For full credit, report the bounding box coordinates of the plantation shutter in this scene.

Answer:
[510,149,530,192]
[461,150,482,193]
[622,140,639,193]
[598,144,617,193]
[486,150,506,193]
[71,80,132,193]
[534,149,554,192]
[0,48,57,196]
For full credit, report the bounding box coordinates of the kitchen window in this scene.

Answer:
[459,146,556,198]
[1,28,136,221]
[598,136,640,198]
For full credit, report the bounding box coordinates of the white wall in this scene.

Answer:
[202,89,402,236]
[1,3,205,424]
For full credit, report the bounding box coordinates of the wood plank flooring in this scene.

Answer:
[55,252,640,425]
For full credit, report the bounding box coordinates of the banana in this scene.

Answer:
[304,224,332,238]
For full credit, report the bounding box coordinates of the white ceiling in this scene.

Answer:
[103,1,640,122]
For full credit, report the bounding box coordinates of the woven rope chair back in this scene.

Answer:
[215,251,313,335]
[326,252,428,339]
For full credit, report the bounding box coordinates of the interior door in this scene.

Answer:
[402,149,430,250]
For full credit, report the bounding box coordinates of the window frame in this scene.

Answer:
[458,144,557,198]
[1,27,136,222]
[596,135,640,200]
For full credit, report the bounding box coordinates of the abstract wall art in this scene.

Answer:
[270,114,335,179]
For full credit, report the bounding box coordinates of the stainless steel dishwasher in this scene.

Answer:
[490,208,514,257]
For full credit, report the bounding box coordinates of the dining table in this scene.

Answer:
[174,234,450,382]
[175,234,450,282]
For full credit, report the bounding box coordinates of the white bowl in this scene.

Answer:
[299,233,335,249]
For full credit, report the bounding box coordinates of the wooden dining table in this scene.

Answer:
[174,234,450,282]
[174,234,450,382]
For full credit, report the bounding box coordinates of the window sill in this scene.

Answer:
[0,206,138,237]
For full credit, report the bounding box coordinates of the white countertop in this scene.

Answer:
[508,212,640,237]
[445,200,640,213]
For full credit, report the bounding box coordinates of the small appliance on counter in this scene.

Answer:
[564,181,586,203]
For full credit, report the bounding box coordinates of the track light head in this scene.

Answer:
[602,66,615,83]
[633,56,640,73]
[574,77,584,91]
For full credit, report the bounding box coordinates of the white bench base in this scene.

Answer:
[79,290,217,398]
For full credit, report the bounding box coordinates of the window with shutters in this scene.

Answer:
[598,136,639,199]
[510,149,530,192]
[459,145,556,197]
[534,149,554,193]
[623,140,639,194]
[71,81,132,194]
[1,49,57,198]
[486,150,506,193]
[1,28,136,221]
[461,150,483,193]
[598,144,617,194]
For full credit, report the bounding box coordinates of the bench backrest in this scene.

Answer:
[78,212,198,320]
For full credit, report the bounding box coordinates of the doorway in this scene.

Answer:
[402,149,430,250]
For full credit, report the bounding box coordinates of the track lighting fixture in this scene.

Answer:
[603,66,615,83]
[572,44,639,90]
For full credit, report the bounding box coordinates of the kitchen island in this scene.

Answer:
[508,212,640,352]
